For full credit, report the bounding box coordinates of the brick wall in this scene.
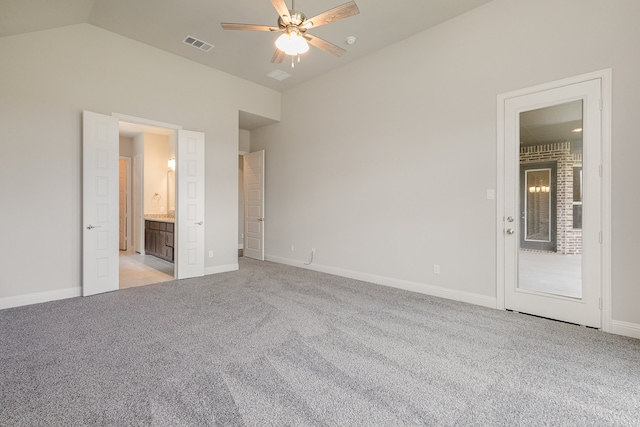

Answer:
[520,142,582,254]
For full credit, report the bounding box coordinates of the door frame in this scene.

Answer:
[496,69,612,332]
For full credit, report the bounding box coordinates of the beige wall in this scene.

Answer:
[119,136,134,157]
[0,23,280,301]
[251,0,640,328]
[143,133,169,215]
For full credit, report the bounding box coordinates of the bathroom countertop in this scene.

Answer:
[144,216,175,223]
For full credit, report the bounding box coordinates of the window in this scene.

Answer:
[573,166,582,229]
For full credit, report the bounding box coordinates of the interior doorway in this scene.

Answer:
[83,111,206,296]
[497,71,612,329]
[118,121,177,288]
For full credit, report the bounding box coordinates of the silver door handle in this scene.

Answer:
[86,224,101,230]
[195,221,203,225]
[506,216,515,223]
[506,228,515,235]
[257,218,264,222]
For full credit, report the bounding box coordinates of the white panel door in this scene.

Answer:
[176,130,205,279]
[82,111,119,296]
[502,79,602,327]
[243,150,265,261]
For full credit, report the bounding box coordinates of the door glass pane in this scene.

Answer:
[518,100,583,298]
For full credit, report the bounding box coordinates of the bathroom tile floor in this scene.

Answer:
[119,250,174,289]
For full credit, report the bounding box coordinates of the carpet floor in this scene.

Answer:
[1,258,639,426]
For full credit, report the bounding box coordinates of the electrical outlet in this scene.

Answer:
[209,250,213,258]
[433,264,440,274]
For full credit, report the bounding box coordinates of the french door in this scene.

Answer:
[500,78,603,328]
[83,112,206,294]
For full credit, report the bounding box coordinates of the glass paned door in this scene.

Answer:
[501,76,602,328]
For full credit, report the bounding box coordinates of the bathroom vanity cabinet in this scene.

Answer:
[144,220,174,263]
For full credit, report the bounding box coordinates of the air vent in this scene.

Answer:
[183,35,214,52]
[267,69,292,81]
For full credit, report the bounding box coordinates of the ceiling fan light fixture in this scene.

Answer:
[275,32,309,55]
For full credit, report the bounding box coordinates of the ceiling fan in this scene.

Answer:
[221,0,360,67]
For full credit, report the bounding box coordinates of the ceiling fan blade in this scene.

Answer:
[301,1,359,29]
[221,23,280,31]
[271,0,291,25]
[271,49,286,64]
[304,34,346,58]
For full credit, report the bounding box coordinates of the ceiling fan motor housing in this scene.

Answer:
[279,10,307,29]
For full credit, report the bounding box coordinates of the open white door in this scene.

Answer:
[243,150,265,261]
[82,111,120,296]
[176,130,205,279]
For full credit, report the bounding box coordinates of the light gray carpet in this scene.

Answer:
[1,258,639,426]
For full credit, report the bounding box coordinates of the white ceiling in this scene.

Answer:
[1,0,495,93]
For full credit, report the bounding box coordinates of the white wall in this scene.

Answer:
[0,23,280,302]
[238,129,250,154]
[251,0,640,327]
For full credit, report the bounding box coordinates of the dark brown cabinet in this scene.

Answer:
[145,220,174,263]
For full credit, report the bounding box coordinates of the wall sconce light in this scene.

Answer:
[168,158,175,170]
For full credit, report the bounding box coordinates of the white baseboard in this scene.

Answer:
[266,255,497,309]
[610,320,640,340]
[204,263,239,275]
[0,287,81,310]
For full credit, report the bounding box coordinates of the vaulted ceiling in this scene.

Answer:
[1,0,494,92]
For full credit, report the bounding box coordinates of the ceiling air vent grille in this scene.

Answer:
[183,35,214,52]
[267,69,292,81]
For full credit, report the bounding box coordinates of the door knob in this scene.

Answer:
[86,224,101,230]
[195,221,203,225]
[257,218,264,222]
[506,228,515,235]
[506,216,514,223]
